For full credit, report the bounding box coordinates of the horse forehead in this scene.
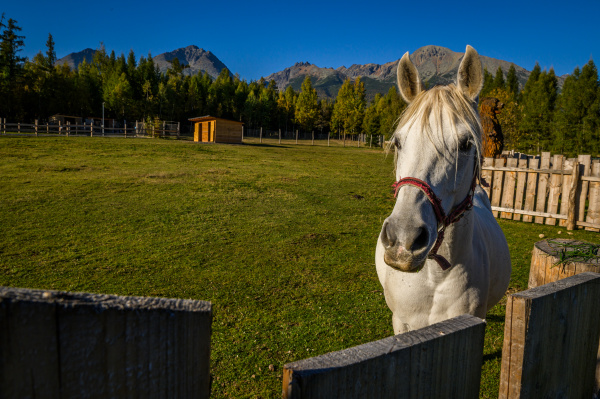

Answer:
[398,118,472,148]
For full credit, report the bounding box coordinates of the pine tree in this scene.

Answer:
[295,76,319,132]
[506,64,519,97]
[519,67,557,152]
[492,66,505,90]
[481,68,494,97]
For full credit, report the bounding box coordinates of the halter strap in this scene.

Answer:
[392,172,477,271]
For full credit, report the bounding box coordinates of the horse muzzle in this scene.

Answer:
[380,218,434,272]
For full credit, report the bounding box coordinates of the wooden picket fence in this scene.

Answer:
[481,152,600,231]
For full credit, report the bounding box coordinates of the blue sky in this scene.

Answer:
[3,0,599,81]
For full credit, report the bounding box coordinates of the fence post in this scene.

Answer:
[90,122,93,137]
[279,129,281,144]
[67,121,70,137]
[177,122,180,139]
[296,130,298,145]
[162,121,166,138]
[75,121,78,135]
[124,122,127,138]
[327,132,330,147]
[35,120,38,137]
[567,161,581,230]
[499,273,600,398]
[260,127,262,143]
[18,122,20,134]
[0,286,213,398]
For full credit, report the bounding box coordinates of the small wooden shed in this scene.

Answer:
[189,116,243,143]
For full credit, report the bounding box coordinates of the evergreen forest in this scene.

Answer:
[1,15,599,156]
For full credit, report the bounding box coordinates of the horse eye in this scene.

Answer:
[459,140,473,152]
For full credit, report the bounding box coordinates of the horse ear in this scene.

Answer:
[457,45,483,101]
[397,52,422,103]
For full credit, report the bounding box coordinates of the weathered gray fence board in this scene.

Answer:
[499,272,600,399]
[0,287,212,399]
[282,314,485,399]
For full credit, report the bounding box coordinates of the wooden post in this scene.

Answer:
[241,125,244,140]
[90,122,93,137]
[177,122,180,139]
[567,161,581,230]
[296,130,298,145]
[577,155,592,227]
[260,127,263,143]
[499,273,600,399]
[279,129,281,144]
[75,121,78,135]
[534,152,551,224]
[66,121,70,137]
[35,120,38,137]
[545,155,564,225]
[17,122,20,134]
[585,161,600,231]
[124,122,127,138]
[311,131,314,145]
[283,315,485,399]
[162,121,166,138]
[46,122,49,134]
[500,158,518,219]
[491,158,505,218]
[523,157,540,223]
[512,158,528,221]
[0,286,212,398]
[327,132,330,147]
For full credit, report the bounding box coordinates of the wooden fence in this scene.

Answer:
[283,272,600,398]
[0,118,181,139]
[282,314,486,399]
[481,152,600,231]
[0,287,212,398]
[499,272,600,398]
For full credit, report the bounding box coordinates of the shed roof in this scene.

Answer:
[188,115,244,124]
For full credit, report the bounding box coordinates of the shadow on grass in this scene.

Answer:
[483,348,503,363]
[486,314,505,323]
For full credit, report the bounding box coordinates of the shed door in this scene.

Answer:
[202,122,209,142]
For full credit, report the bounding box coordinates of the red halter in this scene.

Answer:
[392,172,477,271]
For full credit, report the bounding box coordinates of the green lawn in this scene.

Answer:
[1,136,598,398]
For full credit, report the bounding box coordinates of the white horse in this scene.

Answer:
[375,45,511,334]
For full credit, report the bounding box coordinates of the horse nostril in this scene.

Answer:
[381,221,396,247]
[410,227,429,251]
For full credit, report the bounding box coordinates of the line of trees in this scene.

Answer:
[480,63,600,156]
[0,14,405,142]
[1,13,598,154]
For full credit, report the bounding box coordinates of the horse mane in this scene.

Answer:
[388,84,483,177]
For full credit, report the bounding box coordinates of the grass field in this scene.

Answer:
[1,136,598,398]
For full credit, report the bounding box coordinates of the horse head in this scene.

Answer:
[380,45,484,273]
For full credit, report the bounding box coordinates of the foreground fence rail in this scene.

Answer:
[499,272,600,398]
[282,314,486,399]
[482,152,600,231]
[0,287,212,399]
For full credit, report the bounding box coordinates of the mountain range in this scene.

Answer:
[56,45,559,99]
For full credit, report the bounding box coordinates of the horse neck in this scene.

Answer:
[424,207,475,278]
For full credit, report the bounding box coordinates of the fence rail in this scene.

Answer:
[0,118,181,139]
[482,152,600,231]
